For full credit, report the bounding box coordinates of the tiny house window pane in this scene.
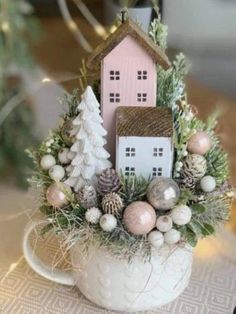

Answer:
[110,70,120,80]
[125,166,135,176]
[137,93,147,102]
[152,167,163,177]
[125,147,135,157]
[153,148,164,157]
[137,70,147,80]
[110,93,120,103]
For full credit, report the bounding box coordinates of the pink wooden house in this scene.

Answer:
[87,19,170,164]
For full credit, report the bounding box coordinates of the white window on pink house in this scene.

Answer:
[153,148,164,157]
[137,70,147,80]
[152,167,163,177]
[125,147,135,157]
[125,166,135,176]
[109,93,120,103]
[110,71,120,80]
[137,93,147,102]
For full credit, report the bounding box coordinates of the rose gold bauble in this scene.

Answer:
[46,182,71,208]
[187,131,211,155]
[123,201,156,235]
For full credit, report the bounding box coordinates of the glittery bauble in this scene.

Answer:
[156,215,173,232]
[171,205,192,226]
[40,155,56,170]
[61,119,74,145]
[182,154,207,180]
[164,229,181,245]
[49,165,65,182]
[123,201,156,235]
[148,231,164,249]
[85,207,102,224]
[46,183,71,208]
[100,214,117,232]
[76,185,97,209]
[147,178,180,210]
[187,131,212,155]
[200,175,216,192]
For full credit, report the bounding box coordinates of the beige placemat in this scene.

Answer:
[0,230,236,314]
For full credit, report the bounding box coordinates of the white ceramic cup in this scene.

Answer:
[23,220,193,312]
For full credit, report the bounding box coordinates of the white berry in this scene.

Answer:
[200,176,216,192]
[58,148,71,164]
[156,216,173,232]
[171,205,192,226]
[148,231,164,249]
[40,155,56,170]
[49,165,65,181]
[100,214,117,232]
[85,207,102,224]
[164,229,181,245]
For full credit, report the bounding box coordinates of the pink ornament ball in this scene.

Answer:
[46,182,71,208]
[123,201,157,235]
[187,131,212,155]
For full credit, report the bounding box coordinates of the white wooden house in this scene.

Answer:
[116,106,173,178]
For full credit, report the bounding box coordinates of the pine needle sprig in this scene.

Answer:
[118,173,150,207]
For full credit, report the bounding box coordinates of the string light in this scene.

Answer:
[1,21,10,32]
[42,77,52,83]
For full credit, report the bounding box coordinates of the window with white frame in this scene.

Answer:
[152,167,163,177]
[137,93,147,102]
[110,70,120,80]
[125,166,135,176]
[125,147,135,157]
[137,70,147,80]
[109,93,120,103]
[153,147,164,157]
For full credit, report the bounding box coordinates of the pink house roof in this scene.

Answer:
[87,19,171,70]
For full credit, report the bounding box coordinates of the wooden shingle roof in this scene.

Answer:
[116,106,173,137]
[87,19,170,70]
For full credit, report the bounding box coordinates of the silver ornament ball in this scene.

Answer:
[147,177,180,210]
[85,207,102,224]
[61,119,74,145]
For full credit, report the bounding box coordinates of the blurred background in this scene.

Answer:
[0,0,236,299]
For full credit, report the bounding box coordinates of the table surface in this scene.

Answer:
[1,12,236,314]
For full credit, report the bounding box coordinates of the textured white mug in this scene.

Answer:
[23,220,193,312]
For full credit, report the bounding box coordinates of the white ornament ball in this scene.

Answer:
[164,229,181,245]
[40,155,56,170]
[58,148,71,164]
[148,231,164,249]
[85,207,102,224]
[171,205,192,226]
[156,215,173,232]
[100,214,117,232]
[49,165,65,182]
[200,175,216,192]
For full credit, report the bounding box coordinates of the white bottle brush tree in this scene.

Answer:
[65,86,111,191]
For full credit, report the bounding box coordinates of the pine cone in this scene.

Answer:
[101,192,123,216]
[182,154,207,180]
[97,168,121,196]
[178,176,196,190]
[76,185,97,209]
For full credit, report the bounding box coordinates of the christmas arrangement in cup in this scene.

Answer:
[28,15,233,262]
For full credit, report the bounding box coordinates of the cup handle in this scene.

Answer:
[23,220,75,286]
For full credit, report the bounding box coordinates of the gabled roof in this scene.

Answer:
[87,19,170,70]
[116,106,173,137]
